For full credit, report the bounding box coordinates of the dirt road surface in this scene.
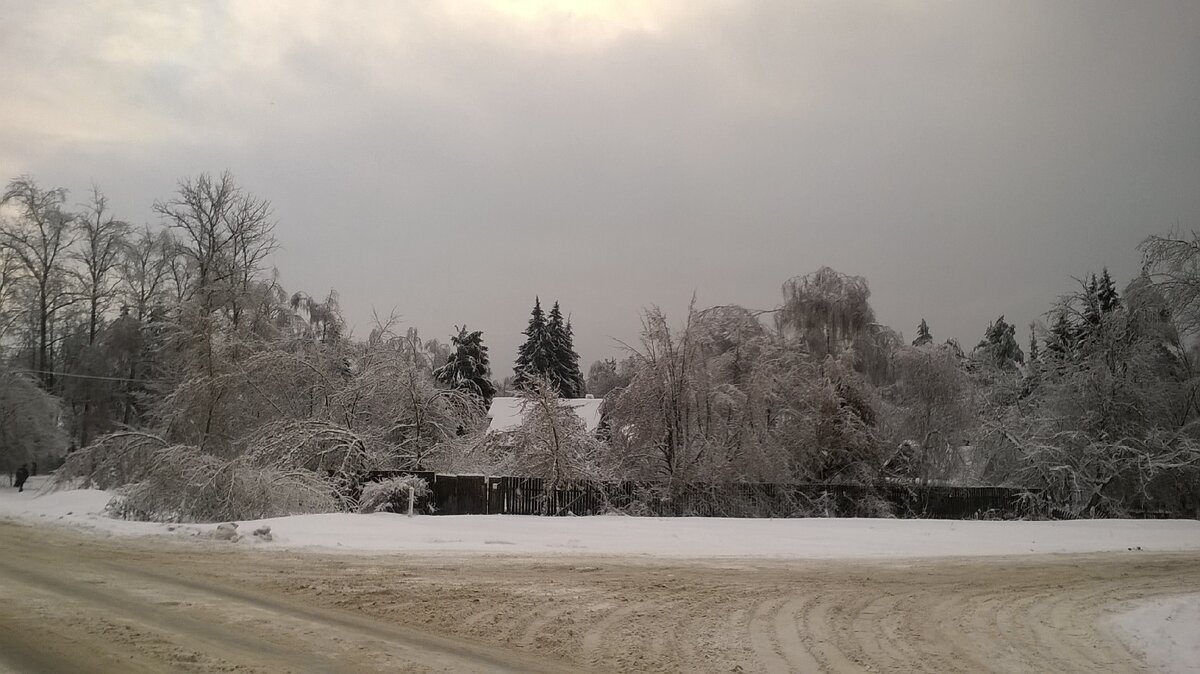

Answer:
[1,519,1195,673]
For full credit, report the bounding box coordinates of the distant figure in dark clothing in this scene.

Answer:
[15,464,29,492]
[31,461,37,476]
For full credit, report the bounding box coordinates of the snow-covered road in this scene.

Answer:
[3,477,1198,672]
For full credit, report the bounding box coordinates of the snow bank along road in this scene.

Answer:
[1,519,1198,673]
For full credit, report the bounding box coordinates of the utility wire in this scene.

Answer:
[8,369,169,384]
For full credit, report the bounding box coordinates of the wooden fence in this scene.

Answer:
[364,471,1032,519]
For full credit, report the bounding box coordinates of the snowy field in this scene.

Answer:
[3,475,1198,672]
[3,475,1199,559]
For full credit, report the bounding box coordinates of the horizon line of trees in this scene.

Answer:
[2,171,1196,521]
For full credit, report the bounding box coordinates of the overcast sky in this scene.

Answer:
[3,1,1198,372]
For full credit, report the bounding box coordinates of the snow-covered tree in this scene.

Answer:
[1098,268,1120,314]
[1045,309,1076,358]
[766,356,884,482]
[546,301,585,398]
[586,358,630,397]
[1027,322,1040,364]
[434,325,496,404]
[1002,277,1200,516]
[974,315,1024,369]
[776,266,874,358]
[912,318,933,347]
[513,298,554,391]
[288,290,343,343]
[605,303,787,483]
[0,368,65,475]
[881,343,974,482]
[500,374,602,493]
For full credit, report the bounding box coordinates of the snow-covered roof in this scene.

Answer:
[486,396,604,434]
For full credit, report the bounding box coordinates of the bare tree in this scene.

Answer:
[119,225,175,323]
[0,176,80,388]
[63,186,132,445]
[149,173,278,449]
[107,225,177,426]
[72,186,130,345]
[152,171,276,319]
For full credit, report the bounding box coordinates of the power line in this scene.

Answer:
[9,369,168,384]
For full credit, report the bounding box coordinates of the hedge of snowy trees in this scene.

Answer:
[1,172,1196,520]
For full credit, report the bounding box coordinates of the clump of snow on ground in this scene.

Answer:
[4,477,1200,561]
[1112,594,1200,674]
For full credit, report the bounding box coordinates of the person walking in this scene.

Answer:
[14,464,29,492]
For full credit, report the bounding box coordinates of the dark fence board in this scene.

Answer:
[362,471,1032,519]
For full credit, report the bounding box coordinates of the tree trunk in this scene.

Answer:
[38,291,51,388]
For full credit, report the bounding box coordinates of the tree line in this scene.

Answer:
[1,172,1196,520]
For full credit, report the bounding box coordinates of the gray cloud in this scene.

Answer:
[2,1,1198,369]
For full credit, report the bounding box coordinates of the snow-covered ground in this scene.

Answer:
[3,475,1199,559]
[1112,594,1200,674]
[4,476,1199,673]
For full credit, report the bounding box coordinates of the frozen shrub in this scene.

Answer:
[54,432,167,491]
[358,475,430,514]
[58,431,340,522]
[103,445,337,522]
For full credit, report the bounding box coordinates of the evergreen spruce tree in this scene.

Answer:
[1046,309,1075,357]
[1097,268,1120,314]
[1082,274,1102,331]
[434,326,497,404]
[561,318,586,398]
[546,301,567,392]
[545,301,585,398]
[513,298,554,391]
[912,318,933,347]
[975,315,1024,368]
[1027,322,1040,363]
[1078,269,1121,345]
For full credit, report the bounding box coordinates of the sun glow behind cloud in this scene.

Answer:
[451,0,686,46]
[0,0,697,159]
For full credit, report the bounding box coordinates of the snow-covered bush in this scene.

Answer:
[0,369,66,476]
[53,431,170,490]
[358,475,430,514]
[111,448,336,522]
[62,435,338,522]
